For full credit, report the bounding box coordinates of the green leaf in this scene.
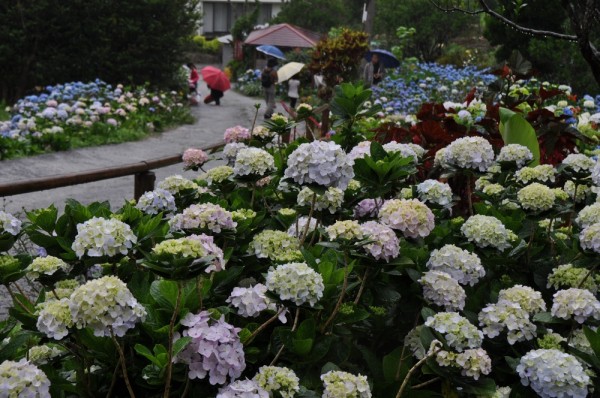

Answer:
[499,107,540,166]
[150,280,179,310]
[370,142,387,161]
[292,338,313,356]
[296,318,316,340]
[583,326,600,358]
[134,344,162,367]
[318,261,334,284]
[172,337,192,357]
[383,345,407,382]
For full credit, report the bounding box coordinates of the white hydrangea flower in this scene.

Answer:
[436,349,492,380]
[326,220,363,240]
[425,312,483,352]
[378,199,435,239]
[479,301,537,344]
[297,187,344,214]
[426,244,484,286]
[407,143,426,158]
[497,285,546,314]
[226,284,283,320]
[266,262,324,307]
[497,144,533,168]
[169,203,236,233]
[416,180,453,207]
[0,359,51,397]
[569,328,594,356]
[551,288,600,323]
[253,366,300,398]
[233,147,276,177]
[591,161,600,185]
[223,142,248,163]
[321,370,371,398]
[72,217,137,258]
[419,271,466,311]
[562,153,596,172]
[284,141,354,189]
[0,210,21,235]
[287,216,318,237]
[517,349,590,398]
[252,125,276,140]
[157,175,201,195]
[461,215,512,251]
[482,183,504,196]
[580,222,600,253]
[353,198,383,218]
[434,147,449,168]
[217,379,268,398]
[36,298,73,340]
[348,141,372,161]
[576,203,600,228]
[28,345,63,366]
[69,276,146,337]
[517,183,555,211]
[248,230,302,262]
[136,188,177,215]
[359,221,400,262]
[515,165,556,184]
[26,255,72,279]
[382,141,418,162]
[564,180,590,203]
[404,326,429,360]
[443,136,495,171]
[547,263,599,293]
[201,165,234,185]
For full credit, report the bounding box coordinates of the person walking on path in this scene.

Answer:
[187,63,200,105]
[363,54,385,88]
[287,77,300,109]
[261,58,279,119]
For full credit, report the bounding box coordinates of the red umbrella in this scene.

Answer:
[200,66,231,92]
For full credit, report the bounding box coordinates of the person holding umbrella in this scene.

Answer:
[204,84,224,106]
[261,58,279,119]
[200,66,231,106]
[363,54,385,88]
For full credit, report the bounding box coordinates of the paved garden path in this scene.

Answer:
[0,87,263,215]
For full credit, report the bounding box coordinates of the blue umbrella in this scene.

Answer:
[365,49,400,68]
[256,45,286,60]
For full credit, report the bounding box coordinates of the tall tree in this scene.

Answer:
[272,0,364,32]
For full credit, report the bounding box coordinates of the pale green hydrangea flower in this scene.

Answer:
[253,366,300,398]
[517,183,555,211]
[26,256,72,280]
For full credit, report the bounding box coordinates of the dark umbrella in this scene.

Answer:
[200,66,231,92]
[365,49,401,68]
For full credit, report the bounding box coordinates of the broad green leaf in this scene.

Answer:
[150,280,179,310]
[583,326,600,358]
[292,338,313,356]
[499,107,540,166]
[172,337,192,357]
[134,344,162,367]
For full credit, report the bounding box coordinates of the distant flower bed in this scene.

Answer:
[236,69,264,97]
[0,80,192,160]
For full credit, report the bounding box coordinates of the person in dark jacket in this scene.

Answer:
[204,84,224,106]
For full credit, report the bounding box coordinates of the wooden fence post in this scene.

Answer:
[134,171,156,200]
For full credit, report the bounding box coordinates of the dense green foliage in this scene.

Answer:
[0,1,200,103]
[273,0,364,32]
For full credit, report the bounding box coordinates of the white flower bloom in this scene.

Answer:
[382,141,418,162]
[517,183,555,211]
[28,345,63,366]
[326,220,363,240]
[436,348,492,380]
[479,301,537,344]
[515,165,556,184]
[0,359,51,397]
[443,137,495,172]
[419,271,466,311]
[359,221,400,262]
[576,203,600,228]
[266,262,324,307]
[0,211,21,235]
[217,379,268,398]
[297,187,344,214]
[36,298,73,340]
[461,215,512,251]
[136,189,176,215]
[580,222,600,253]
[223,142,248,163]
[227,284,283,320]
[233,147,276,177]
[249,230,302,262]
[497,144,533,168]
[321,371,371,398]
[378,199,435,239]
[426,244,484,286]
[434,147,449,168]
[348,141,372,161]
[591,161,600,186]
[253,366,300,398]
[564,180,590,203]
[72,217,137,258]
[497,285,546,314]
[26,255,72,279]
[416,180,453,207]
[517,349,590,398]
[157,175,201,195]
[548,263,599,293]
[169,203,236,233]
[551,288,600,323]
[284,141,354,189]
[562,153,596,172]
[425,312,483,352]
[287,216,318,237]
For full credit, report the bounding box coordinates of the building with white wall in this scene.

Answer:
[199,0,285,36]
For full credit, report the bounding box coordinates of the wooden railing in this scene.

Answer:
[0,142,225,200]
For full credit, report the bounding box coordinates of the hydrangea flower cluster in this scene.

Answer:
[434,148,449,168]
[0,210,21,235]
[359,221,400,261]
[592,161,600,185]
[321,370,372,398]
[482,183,504,196]
[579,222,600,253]
[576,203,600,228]
[217,380,268,398]
[223,142,248,163]
[416,180,453,207]
[182,148,209,169]
[190,234,225,273]
[496,144,533,168]
[442,136,495,171]
[435,348,492,380]
[460,215,512,251]
[152,237,206,258]
[224,125,251,143]
[426,244,484,286]
[547,263,599,293]
[248,230,302,262]
[287,216,318,237]
[517,183,556,212]
[515,165,556,184]
[252,366,300,398]
[326,220,363,241]
[0,359,51,397]
[176,311,245,385]
[136,188,177,215]
[252,125,276,140]
[202,165,234,185]
[72,217,137,258]
[227,284,280,318]
[561,153,596,172]
[407,143,426,158]
[297,187,344,214]
[497,285,546,314]
[478,301,537,344]
[551,288,600,323]
[69,276,146,337]
[382,141,418,162]
[348,141,372,161]
[419,271,466,311]
[284,141,354,190]
[233,147,275,177]
[517,349,590,398]
[157,175,200,195]
[424,312,483,352]
[265,262,324,307]
[26,255,72,279]
[564,180,589,203]
[28,345,63,366]
[354,198,383,218]
[378,199,435,239]
[36,298,73,340]
[169,203,236,233]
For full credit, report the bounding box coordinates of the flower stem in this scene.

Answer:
[269,308,300,366]
[299,193,317,246]
[321,261,350,333]
[353,268,370,305]
[244,308,285,345]
[396,342,441,398]
[163,281,183,398]
[110,329,136,398]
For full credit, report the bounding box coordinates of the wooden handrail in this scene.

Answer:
[0,142,225,197]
